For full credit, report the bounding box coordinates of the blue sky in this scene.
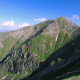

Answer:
[0,0,80,32]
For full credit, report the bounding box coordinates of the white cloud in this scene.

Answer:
[69,14,79,20]
[72,14,79,19]
[34,18,47,21]
[0,20,29,32]
[18,23,29,28]
[1,20,15,27]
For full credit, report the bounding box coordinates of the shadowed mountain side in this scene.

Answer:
[23,35,80,80]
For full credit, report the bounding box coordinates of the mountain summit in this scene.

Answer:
[0,17,80,80]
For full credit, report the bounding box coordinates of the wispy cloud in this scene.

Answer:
[69,14,79,20]
[34,18,47,21]
[0,20,29,32]
[72,14,79,19]
[18,23,29,28]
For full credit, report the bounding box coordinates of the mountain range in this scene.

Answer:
[0,17,80,80]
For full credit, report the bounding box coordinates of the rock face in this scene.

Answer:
[0,17,80,80]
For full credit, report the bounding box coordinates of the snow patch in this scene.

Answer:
[56,35,58,41]
[0,42,3,48]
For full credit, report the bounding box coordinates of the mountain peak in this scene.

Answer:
[55,16,78,30]
[59,16,66,18]
[56,16,69,21]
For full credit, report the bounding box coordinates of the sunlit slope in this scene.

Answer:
[0,24,45,61]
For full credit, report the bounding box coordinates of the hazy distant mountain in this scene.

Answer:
[0,17,80,80]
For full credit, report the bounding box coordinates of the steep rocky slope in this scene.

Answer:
[0,17,80,80]
[0,24,43,61]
